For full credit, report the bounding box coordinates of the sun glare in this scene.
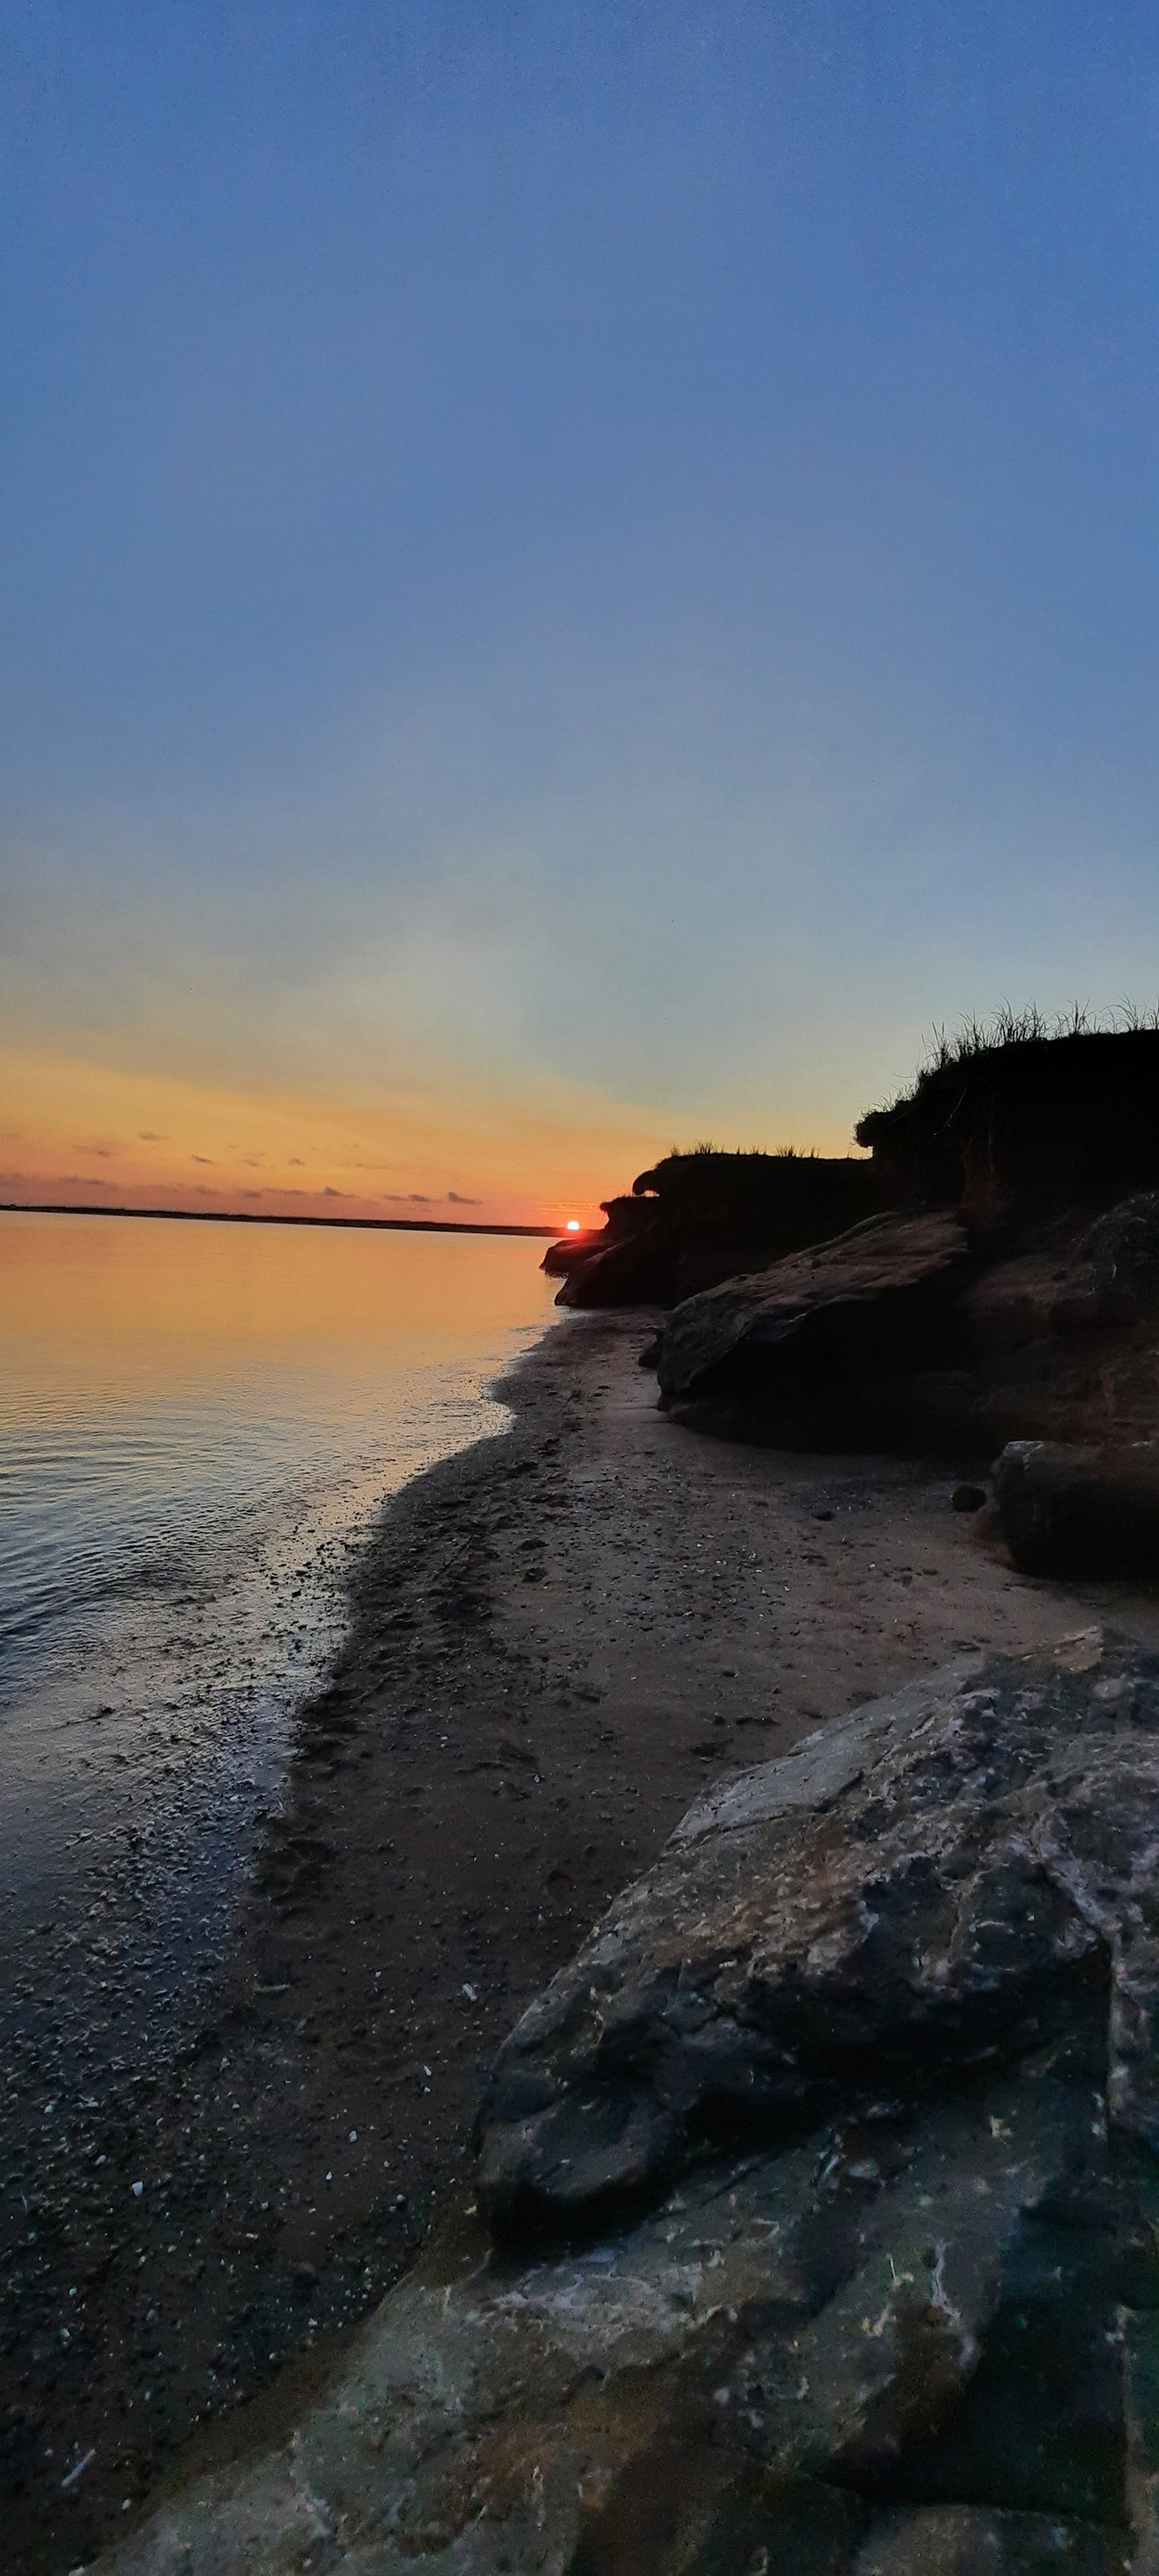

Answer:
[566,1220,582,1233]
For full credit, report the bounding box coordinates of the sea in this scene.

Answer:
[0,1209,554,2086]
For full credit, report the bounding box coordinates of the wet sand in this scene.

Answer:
[5,1308,1152,2573]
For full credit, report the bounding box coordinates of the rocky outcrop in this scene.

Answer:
[552,1032,1159,1315]
[554,1212,680,1307]
[546,1153,881,1311]
[995,1440,1159,1579]
[652,1208,971,1438]
[648,1195,1159,1459]
[542,1197,655,1281]
[96,1637,1159,2574]
[855,1027,1159,1230]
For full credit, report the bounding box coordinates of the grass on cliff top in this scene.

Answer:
[923,1001,1159,1071]
[857,1003,1159,1143]
[630,1146,877,1224]
[665,1141,821,1160]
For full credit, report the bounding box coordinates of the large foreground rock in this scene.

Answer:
[95,2062,1143,2573]
[474,1635,1159,2234]
[96,1638,1159,2574]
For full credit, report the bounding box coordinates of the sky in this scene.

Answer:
[1,1,1156,1227]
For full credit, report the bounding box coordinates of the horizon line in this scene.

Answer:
[0,1200,561,1240]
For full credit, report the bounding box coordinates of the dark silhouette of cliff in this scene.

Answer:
[856,1016,1159,1233]
[544,1147,879,1307]
[638,1021,1159,1473]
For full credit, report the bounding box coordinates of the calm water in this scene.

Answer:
[0,1212,553,2081]
[0,1211,553,1666]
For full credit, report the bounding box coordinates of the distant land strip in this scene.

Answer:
[0,1201,559,1239]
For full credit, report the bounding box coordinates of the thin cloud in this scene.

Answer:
[288,1158,304,1168]
[323,1185,348,1199]
[192,1155,214,1165]
[447,1190,481,1205]
[137,1131,168,1142]
[384,1192,433,1204]
[76,1140,114,1158]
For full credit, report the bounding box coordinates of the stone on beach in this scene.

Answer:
[995,1439,1159,1581]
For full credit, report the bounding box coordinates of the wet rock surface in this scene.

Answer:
[93,1635,1159,2573]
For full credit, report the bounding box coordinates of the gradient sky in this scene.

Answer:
[2,1,1156,1226]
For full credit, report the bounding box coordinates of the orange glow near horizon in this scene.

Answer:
[0,1039,867,1240]
[0,1042,680,1236]
[0,1206,556,1385]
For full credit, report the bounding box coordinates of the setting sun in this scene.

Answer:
[566,1220,582,1233]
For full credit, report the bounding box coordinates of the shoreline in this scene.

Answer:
[0,1203,558,1237]
[11,1308,1159,2573]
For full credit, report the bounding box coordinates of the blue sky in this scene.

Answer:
[2,1,1155,1217]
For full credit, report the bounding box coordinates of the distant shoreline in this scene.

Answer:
[0,1200,559,1240]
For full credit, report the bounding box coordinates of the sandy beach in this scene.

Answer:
[8,1305,1154,2574]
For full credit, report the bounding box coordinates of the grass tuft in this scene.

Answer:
[868,1002,1159,1126]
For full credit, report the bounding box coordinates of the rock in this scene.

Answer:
[854,2509,1130,2573]
[97,1639,1159,2576]
[943,1242,1159,1457]
[1084,1193,1159,1319]
[994,1441,1159,1580]
[474,1639,1159,2237]
[544,1196,664,1288]
[647,1199,1159,1458]
[555,1214,678,1308]
[651,1210,971,1433]
[959,1240,1106,1351]
[541,1227,606,1278]
[92,2102,1142,2570]
[1123,2300,1159,2568]
[551,1155,882,1312]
